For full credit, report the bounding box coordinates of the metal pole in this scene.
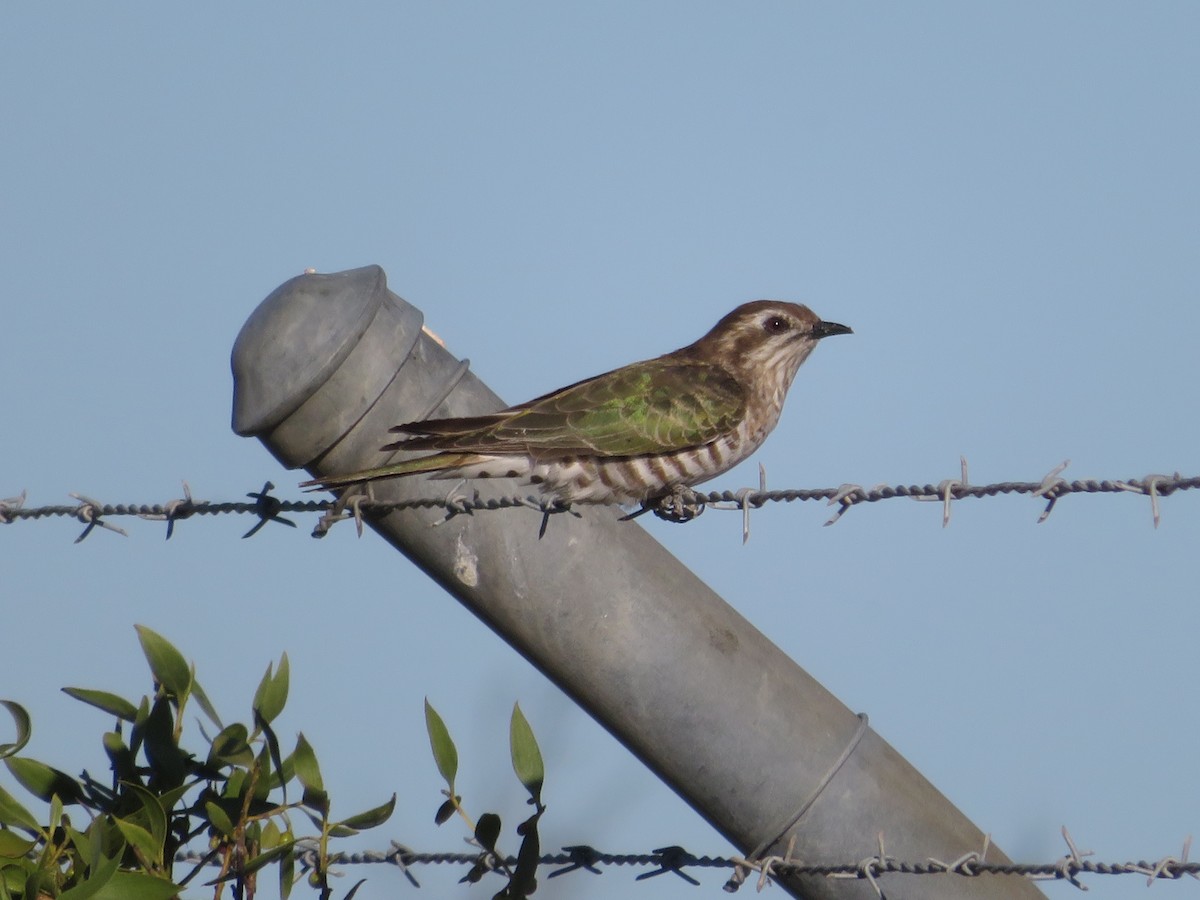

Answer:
[232,266,1043,900]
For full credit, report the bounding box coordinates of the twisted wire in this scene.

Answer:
[170,835,1200,892]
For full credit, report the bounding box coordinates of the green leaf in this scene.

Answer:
[257,714,286,798]
[83,817,126,868]
[292,733,328,814]
[204,801,236,837]
[189,673,222,730]
[509,810,543,899]
[278,833,296,900]
[474,812,501,852]
[140,697,187,789]
[252,653,289,725]
[5,756,85,805]
[434,798,457,825]
[59,849,120,900]
[509,704,544,802]
[335,794,395,832]
[207,723,253,767]
[84,870,181,900]
[113,816,162,869]
[24,867,55,900]
[0,702,31,759]
[423,699,457,791]
[66,824,92,863]
[302,792,328,818]
[102,732,138,786]
[223,767,247,800]
[0,783,39,832]
[261,819,283,849]
[343,878,368,900]
[462,860,488,884]
[61,688,138,722]
[127,696,150,757]
[251,744,274,801]
[0,830,35,858]
[121,782,168,852]
[2,860,33,897]
[292,733,323,793]
[239,840,294,877]
[134,626,191,700]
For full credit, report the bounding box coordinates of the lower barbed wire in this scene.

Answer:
[168,833,1200,890]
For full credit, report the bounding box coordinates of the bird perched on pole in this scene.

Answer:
[302,301,851,510]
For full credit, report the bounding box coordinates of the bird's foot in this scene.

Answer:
[637,485,706,524]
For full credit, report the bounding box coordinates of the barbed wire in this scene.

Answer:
[173,829,1198,895]
[2,460,1195,543]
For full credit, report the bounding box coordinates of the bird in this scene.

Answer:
[301,301,851,509]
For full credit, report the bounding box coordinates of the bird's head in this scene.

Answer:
[688,300,852,385]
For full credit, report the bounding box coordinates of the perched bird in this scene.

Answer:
[302,301,851,507]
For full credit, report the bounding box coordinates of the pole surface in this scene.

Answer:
[232,267,1043,900]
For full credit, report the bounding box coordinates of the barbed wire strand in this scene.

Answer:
[2,461,1196,542]
[172,829,1198,894]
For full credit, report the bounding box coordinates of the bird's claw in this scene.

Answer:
[644,485,706,524]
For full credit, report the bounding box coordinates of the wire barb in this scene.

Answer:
[1053,826,1095,891]
[824,482,869,526]
[932,833,991,876]
[1034,460,1071,523]
[727,835,797,893]
[830,833,894,899]
[0,489,27,525]
[68,493,129,543]
[1130,835,1198,886]
[634,846,701,886]
[706,464,768,542]
[137,480,200,539]
[384,842,421,887]
[1114,472,1176,528]
[909,456,969,527]
[242,481,297,539]
[548,845,603,879]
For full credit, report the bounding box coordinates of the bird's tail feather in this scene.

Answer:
[299,452,484,492]
[384,413,515,452]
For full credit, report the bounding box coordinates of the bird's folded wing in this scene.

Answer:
[389,362,746,458]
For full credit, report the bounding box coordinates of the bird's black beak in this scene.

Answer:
[814,320,852,339]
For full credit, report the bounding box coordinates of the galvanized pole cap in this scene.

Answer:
[231,265,424,466]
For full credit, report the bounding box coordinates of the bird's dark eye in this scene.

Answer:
[763,315,789,334]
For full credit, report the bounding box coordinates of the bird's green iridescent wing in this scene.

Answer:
[394,361,746,457]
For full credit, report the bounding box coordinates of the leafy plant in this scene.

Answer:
[0,626,393,900]
[424,700,545,900]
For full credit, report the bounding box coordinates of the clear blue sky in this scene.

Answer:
[3,5,1197,899]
